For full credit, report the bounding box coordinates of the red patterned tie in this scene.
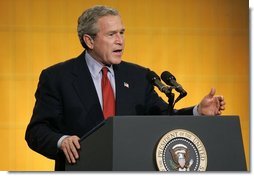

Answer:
[101,67,115,119]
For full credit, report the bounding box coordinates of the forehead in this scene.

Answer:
[97,15,124,31]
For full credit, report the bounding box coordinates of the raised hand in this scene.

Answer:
[197,88,226,116]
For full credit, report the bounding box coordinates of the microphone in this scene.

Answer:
[147,71,171,94]
[161,71,187,97]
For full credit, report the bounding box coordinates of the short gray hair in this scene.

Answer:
[77,5,119,49]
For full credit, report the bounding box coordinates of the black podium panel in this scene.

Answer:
[65,116,246,171]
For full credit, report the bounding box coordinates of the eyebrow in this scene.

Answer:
[106,28,125,34]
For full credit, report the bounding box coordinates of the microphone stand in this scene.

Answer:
[165,86,187,115]
[165,87,175,115]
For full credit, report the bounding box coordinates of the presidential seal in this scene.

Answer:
[156,129,207,171]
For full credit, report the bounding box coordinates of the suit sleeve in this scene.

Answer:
[25,69,64,160]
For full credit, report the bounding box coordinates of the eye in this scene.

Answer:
[107,32,115,37]
[120,30,125,35]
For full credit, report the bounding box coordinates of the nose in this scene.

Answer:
[115,33,124,45]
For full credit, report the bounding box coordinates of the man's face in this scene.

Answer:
[88,15,125,65]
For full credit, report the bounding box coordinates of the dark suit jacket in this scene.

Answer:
[25,51,193,170]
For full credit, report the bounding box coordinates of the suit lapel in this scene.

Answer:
[71,52,102,114]
[114,63,132,115]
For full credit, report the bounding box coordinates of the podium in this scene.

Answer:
[65,116,247,171]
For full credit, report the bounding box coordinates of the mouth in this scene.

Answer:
[113,49,123,55]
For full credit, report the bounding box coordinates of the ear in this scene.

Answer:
[83,34,94,49]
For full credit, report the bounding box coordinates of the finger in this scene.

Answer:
[63,142,76,163]
[69,141,79,159]
[220,101,226,106]
[73,136,81,150]
[62,147,71,163]
[66,140,79,162]
[71,136,80,159]
[220,105,225,110]
[61,139,72,163]
[66,146,76,163]
[216,95,224,101]
[208,88,216,98]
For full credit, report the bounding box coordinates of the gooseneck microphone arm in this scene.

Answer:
[147,70,175,114]
[161,71,188,106]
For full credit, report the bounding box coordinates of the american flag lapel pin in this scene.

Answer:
[124,82,129,88]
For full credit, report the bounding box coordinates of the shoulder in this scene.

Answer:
[43,58,77,74]
[38,59,75,87]
[41,52,85,77]
[37,52,86,86]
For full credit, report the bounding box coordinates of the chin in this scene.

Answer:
[111,58,122,65]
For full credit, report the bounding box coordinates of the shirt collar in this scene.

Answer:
[85,52,114,78]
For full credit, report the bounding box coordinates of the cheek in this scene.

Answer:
[102,43,112,53]
[95,44,109,55]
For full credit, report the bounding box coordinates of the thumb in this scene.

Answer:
[207,88,216,98]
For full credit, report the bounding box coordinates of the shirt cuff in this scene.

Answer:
[57,135,69,149]
[193,105,201,116]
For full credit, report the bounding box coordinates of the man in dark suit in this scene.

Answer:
[25,5,225,170]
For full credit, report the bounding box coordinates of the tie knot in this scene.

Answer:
[102,67,108,76]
